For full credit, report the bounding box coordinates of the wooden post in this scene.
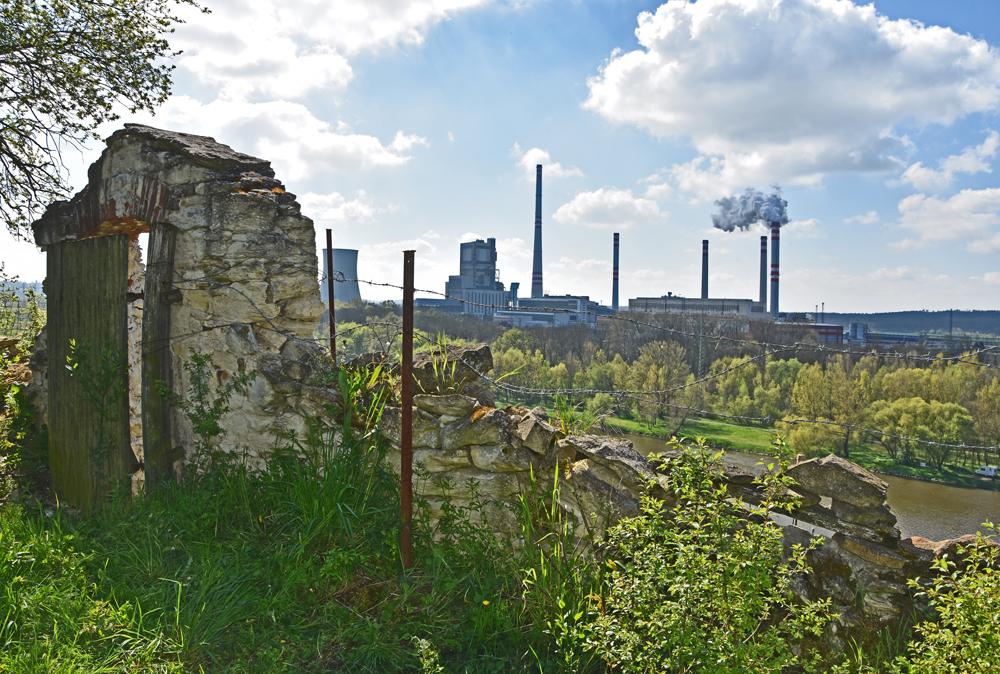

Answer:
[325,229,336,366]
[400,249,415,569]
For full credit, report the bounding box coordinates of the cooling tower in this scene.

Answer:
[531,164,543,298]
[321,248,361,304]
[612,232,620,312]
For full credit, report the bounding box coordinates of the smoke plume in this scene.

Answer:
[711,187,789,231]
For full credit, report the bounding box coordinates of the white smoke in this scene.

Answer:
[711,187,789,231]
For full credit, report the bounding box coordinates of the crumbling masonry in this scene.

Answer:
[32,124,331,507]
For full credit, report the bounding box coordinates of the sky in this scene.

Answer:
[3,0,1000,313]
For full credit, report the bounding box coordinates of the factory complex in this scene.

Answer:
[410,163,848,341]
[319,166,902,347]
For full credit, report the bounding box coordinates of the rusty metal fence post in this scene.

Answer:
[325,229,336,366]
[400,250,415,568]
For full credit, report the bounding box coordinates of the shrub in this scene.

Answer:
[892,523,999,673]
[586,439,834,673]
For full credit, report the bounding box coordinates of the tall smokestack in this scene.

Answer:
[531,164,543,298]
[770,223,780,318]
[759,235,767,309]
[612,232,620,311]
[701,239,709,299]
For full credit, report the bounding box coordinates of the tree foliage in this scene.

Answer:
[0,0,199,235]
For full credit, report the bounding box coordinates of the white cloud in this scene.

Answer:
[173,1,490,101]
[389,131,431,154]
[641,172,673,200]
[901,131,1000,192]
[783,218,822,239]
[896,187,1000,252]
[869,266,913,281]
[977,271,1000,284]
[354,231,445,298]
[553,188,663,229]
[140,97,427,182]
[300,191,383,224]
[511,143,584,179]
[585,0,1000,199]
[844,210,880,225]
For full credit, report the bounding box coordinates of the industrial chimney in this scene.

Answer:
[759,235,767,310]
[612,232,620,311]
[769,223,780,318]
[701,239,709,300]
[531,164,543,298]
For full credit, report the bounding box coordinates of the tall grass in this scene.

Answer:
[0,361,599,672]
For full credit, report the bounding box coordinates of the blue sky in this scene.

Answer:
[4,0,1000,312]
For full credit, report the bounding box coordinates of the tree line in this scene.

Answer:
[487,327,1000,470]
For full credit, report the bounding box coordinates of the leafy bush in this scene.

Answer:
[586,439,834,673]
[892,523,999,673]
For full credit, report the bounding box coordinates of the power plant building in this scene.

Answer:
[494,294,600,328]
[629,294,765,317]
[438,237,514,318]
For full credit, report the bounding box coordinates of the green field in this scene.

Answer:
[602,416,778,455]
[601,414,995,490]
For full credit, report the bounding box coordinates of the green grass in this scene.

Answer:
[601,415,778,454]
[0,426,601,673]
[603,414,995,491]
[841,446,991,490]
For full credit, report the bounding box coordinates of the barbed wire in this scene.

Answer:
[328,274,999,369]
[135,264,1000,456]
[160,256,998,368]
[420,334,1000,455]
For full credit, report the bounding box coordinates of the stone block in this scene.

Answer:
[469,444,535,472]
[412,343,493,393]
[831,499,897,531]
[517,412,559,455]
[414,394,477,418]
[833,533,907,570]
[413,448,472,472]
[561,459,641,532]
[787,454,887,509]
[380,406,441,449]
[441,408,508,450]
[796,503,897,543]
[557,435,656,494]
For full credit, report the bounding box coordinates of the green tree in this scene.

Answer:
[625,341,689,424]
[790,362,831,420]
[755,357,802,420]
[706,355,760,418]
[972,379,1000,463]
[870,397,973,469]
[1,0,200,235]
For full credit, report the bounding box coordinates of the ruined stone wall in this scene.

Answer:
[378,369,982,645]
[32,124,333,483]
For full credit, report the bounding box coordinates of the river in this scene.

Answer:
[623,434,999,541]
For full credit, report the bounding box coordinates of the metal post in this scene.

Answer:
[325,229,336,366]
[400,250,415,569]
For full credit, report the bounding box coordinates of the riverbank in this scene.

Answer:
[600,415,996,492]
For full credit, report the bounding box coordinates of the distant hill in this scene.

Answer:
[822,310,1000,336]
